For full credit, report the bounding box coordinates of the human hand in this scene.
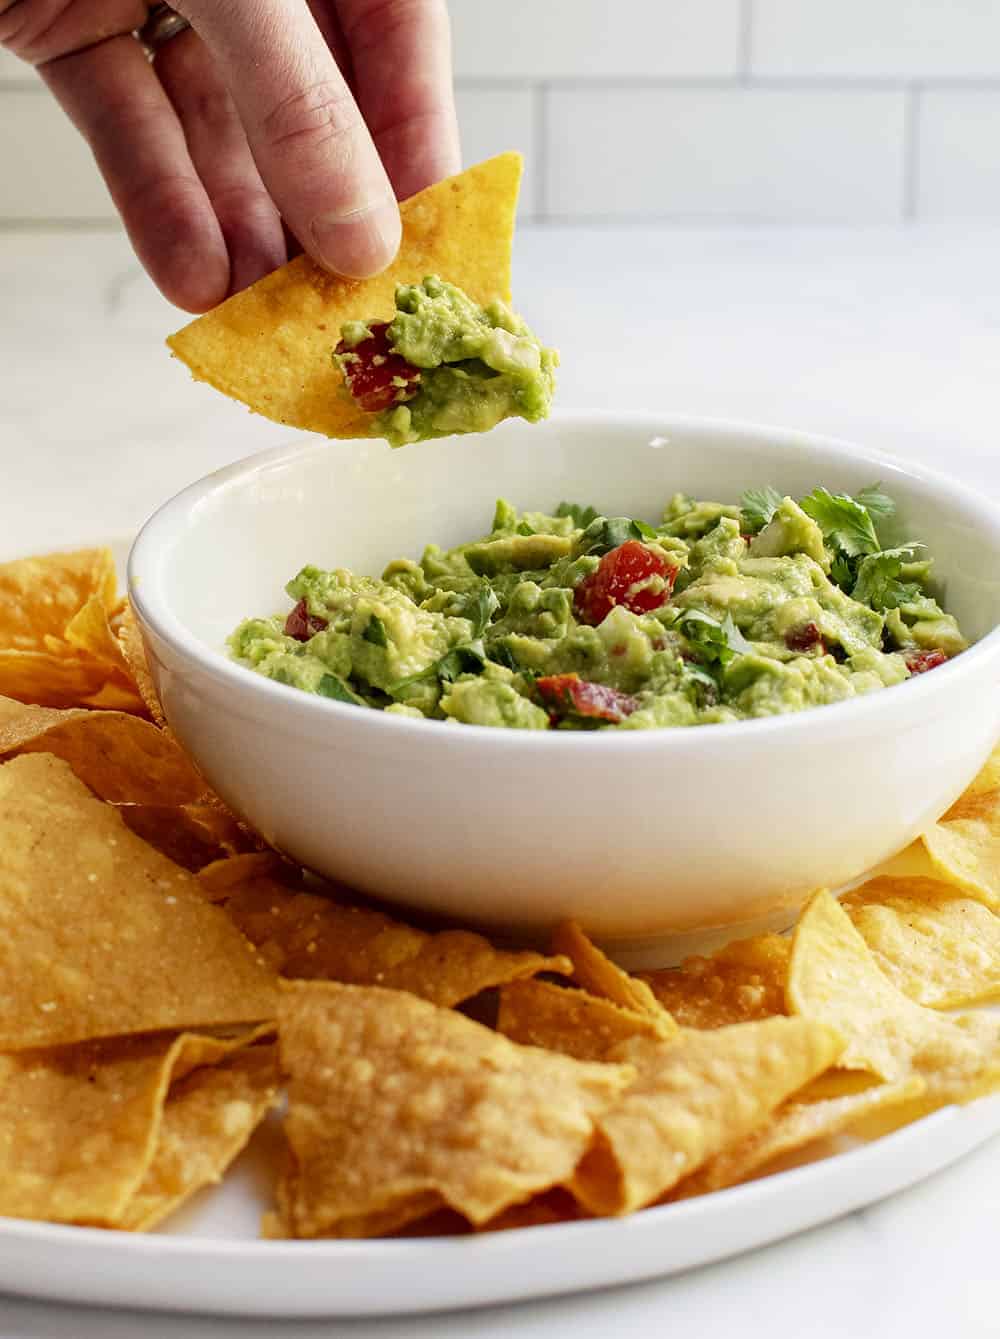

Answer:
[0,0,461,311]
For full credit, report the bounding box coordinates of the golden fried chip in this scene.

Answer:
[787,890,1000,1091]
[196,852,293,897]
[0,754,279,1049]
[0,1029,265,1225]
[922,783,1000,910]
[478,1188,581,1232]
[872,840,938,881]
[117,602,166,725]
[64,595,133,676]
[0,548,116,653]
[168,154,522,438]
[115,804,260,872]
[842,876,1000,1008]
[117,1044,279,1231]
[497,978,667,1061]
[551,921,676,1033]
[79,678,149,714]
[222,875,571,1006]
[0,694,207,803]
[639,933,790,1029]
[569,1018,844,1216]
[669,1077,925,1200]
[274,982,632,1238]
[0,649,111,709]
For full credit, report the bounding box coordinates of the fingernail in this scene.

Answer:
[311,197,401,279]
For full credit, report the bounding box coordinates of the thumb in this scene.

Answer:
[179,0,401,278]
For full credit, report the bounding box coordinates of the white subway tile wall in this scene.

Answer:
[2,1,1000,225]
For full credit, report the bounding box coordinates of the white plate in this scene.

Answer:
[0,1096,997,1318]
[1,534,998,1318]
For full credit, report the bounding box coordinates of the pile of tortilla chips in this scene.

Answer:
[1,539,997,1239]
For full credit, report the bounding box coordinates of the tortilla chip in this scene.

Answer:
[0,649,111,709]
[478,1188,581,1232]
[0,548,117,654]
[497,978,668,1061]
[274,982,631,1237]
[787,890,1000,1092]
[873,840,939,881]
[0,1029,265,1225]
[841,876,1000,1008]
[0,753,279,1049]
[0,694,207,803]
[196,852,290,901]
[922,783,1000,910]
[79,678,149,714]
[117,603,166,725]
[550,920,676,1034]
[669,1077,925,1200]
[167,153,522,438]
[117,1044,280,1231]
[569,1017,844,1216]
[64,595,133,676]
[639,933,791,1030]
[115,804,260,873]
[221,874,571,1007]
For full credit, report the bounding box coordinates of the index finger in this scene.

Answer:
[179,0,400,279]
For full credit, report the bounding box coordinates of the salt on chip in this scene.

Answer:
[0,548,116,653]
[0,753,279,1050]
[787,890,1000,1093]
[0,694,207,804]
[668,1076,925,1200]
[117,1044,279,1231]
[222,875,572,1006]
[569,1017,844,1216]
[639,933,790,1030]
[497,978,668,1061]
[551,920,676,1033]
[0,1029,268,1225]
[841,876,1000,1008]
[922,782,1000,910]
[167,153,522,438]
[273,981,632,1238]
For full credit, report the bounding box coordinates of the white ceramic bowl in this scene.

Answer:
[129,413,1000,963]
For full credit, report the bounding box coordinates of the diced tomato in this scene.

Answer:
[284,599,328,642]
[785,622,826,655]
[335,322,421,414]
[536,673,639,724]
[905,648,948,675]
[573,540,677,626]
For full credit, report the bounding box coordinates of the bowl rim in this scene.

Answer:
[128,409,1000,751]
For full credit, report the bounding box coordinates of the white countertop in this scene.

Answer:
[1,224,998,1338]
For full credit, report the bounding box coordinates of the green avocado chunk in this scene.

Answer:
[229,486,967,732]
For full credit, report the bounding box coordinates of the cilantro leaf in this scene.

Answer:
[458,583,500,639]
[556,501,599,529]
[316,673,366,706]
[740,487,784,535]
[853,483,896,520]
[515,520,535,536]
[829,553,857,591]
[851,545,925,611]
[578,516,659,556]
[799,488,881,557]
[362,615,388,647]
[677,609,752,671]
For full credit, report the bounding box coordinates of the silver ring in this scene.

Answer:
[139,3,191,53]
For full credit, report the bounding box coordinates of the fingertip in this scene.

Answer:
[309,195,402,279]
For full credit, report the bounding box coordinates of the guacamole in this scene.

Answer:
[333,276,558,447]
[229,485,967,731]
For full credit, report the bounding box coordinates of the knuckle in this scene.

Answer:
[342,0,449,54]
[260,80,363,158]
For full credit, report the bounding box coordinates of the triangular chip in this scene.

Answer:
[787,890,1000,1092]
[0,1029,267,1225]
[273,982,632,1237]
[117,602,166,725]
[0,753,279,1049]
[64,595,133,677]
[0,649,110,709]
[922,783,1000,910]
[0,694,207,804]
[841,876,1000,1008]
[0,548,116,653]
[114,803,260,872]
[569,1017,844,1216]
[221,873,571,1007]
[497,977,667,1061]
[639,933,791,1029]
[167,153,522,437]
[551,920,676,1034]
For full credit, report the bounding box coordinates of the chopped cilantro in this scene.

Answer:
[799,488,881,557]
[362,615,388,647]
[515,520,535,536]
[851,545,925,611]
[555,501,599,529]
[316,672,366,705]
[740,487,784,535]
[853,483,896,520]
[459,583,500,638]
[579,516,660,556]
[677,609,752,670]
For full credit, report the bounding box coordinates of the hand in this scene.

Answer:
[0,0,461,311]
